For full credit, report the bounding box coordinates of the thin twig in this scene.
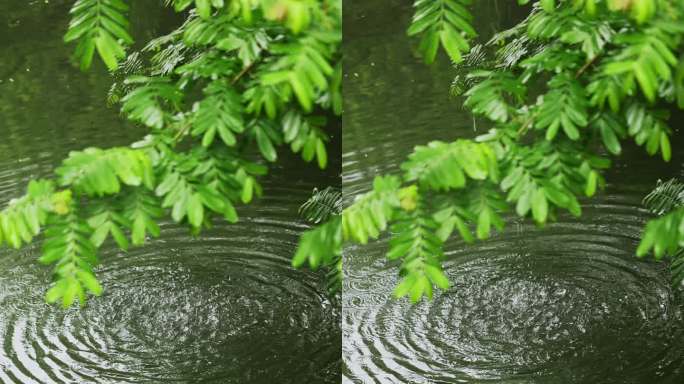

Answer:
[231,60,257,85]
[173,121,190,143]
[575,54,600,79]
[516,111,538,136]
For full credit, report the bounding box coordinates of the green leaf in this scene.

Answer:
[95,33,121,71]
[600,124,621,155]
[223,200,238,223]
[401,140,496,191]
[316,139,327,169]
[464,71,525,123]
[196,0,212,18]
[171,188,190,222]
[193,82,244,147]
[241,177,254,204]
[201,127,216,147]
[56,147,153,197]
[387,241,413,260]
[419,30,440,64]
[77,270,103,296]
[122,77,183,129]
[292,218,342,288]
[476,208,491,239]
[110,224,129,250]
[342,176,401,244]
[78,39,96,71]
[660,132,671,162]
[65,0,133,71]
[132,216,146,245]
[586,171,598,197]
[394,275,417,299]
[425,265,450,290]
[636,228,654,257]
[289,72,313,111]
[173,0,194,11]
[541,0,555,12]
[188,193,204,227]
[407,0,476,63]
[439,27,465,63]
[411,276,430,302]
[62,278,78,309]
[532,188,548,224]
[535,74,588,142]
[45,282,65,304]
[255,126,277,162]
[298,187,341,223]
[454,215,474,243]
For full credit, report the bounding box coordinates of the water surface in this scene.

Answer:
[343,1,684,383]
[0,2,341,383]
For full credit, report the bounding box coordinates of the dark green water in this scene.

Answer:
[0,2,341,383]
[343,1,684,383]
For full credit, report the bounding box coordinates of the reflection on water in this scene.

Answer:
[343,1,684,383]
[0,2,341,383]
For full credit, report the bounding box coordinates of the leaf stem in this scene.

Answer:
[575,54,601,79]
[231,60,258,85]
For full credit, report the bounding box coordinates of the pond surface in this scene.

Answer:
[343,1,684,383]
[0,2,341,383]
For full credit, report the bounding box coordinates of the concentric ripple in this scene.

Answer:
[0,3,341,382]
[343,195,684,383]
[0,219,340,384]
[344,2,684,383]
[0,165,341,383]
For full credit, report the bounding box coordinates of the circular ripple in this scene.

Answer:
[0,222,340,384]
[342,1,684,380]
[0,149,341,383]
[0,3,341,383]
[343,198,684,384]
